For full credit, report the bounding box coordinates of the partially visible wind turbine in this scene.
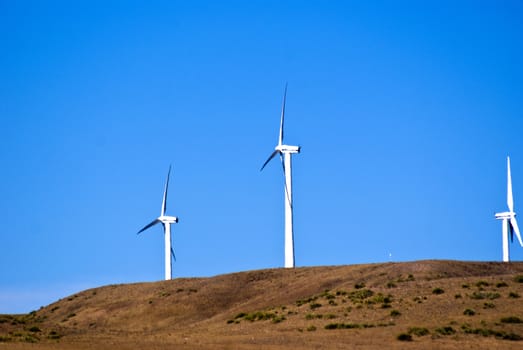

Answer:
[261,84,300,268]
[495,157,523,262]
[138,165,179,280]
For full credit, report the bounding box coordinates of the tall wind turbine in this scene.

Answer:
[261,84,300,268]
[495,157,523,262]
[138,165,179,280]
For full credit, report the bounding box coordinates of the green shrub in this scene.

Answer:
[462,284,470,289]
[367,293,392,305]
[435,326,456,335]
[462,325,494,337]
[296,296,317,306]
[48,331,61,340]
[324,323,339,330]
[483,302,495,309]
[500,316,523,324]
[305,313,322,320]
[310,303,322,310]
[462,325,522,341]
[0,335,11,342]
[349,289,374,302]
[354,282,365,289]
[272,315,286,324]
[318,290,333,299]
[387,282,397,288]
[306,325,316,331]
[397,333,412,341]
[463,309,475,316]
[496,282,508,288]
[244,312,269,321]
[28,326,41,332]
[502,333,522,341]
[408,327,429,336]
[461,324,473,333]
[508,292,520,298]
[432,288,445,295]
[22,334,38,343]
[514,275,523,283]
[390,310,401,317]
[470,291,500,300]
[454,293,462,299]
[235,311,284,323]
[476,280,490,287]
[324,323,374,330]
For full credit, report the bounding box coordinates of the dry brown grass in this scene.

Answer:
[1,260,523,349]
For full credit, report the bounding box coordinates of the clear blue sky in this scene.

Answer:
[1,1,523,313]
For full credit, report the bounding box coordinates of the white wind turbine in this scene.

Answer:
[261,84,300,268]
[138,165,179,280]
[495,156,523,262]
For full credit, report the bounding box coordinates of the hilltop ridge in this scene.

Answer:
[1,260,523,349]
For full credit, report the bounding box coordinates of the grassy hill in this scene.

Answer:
[1,260,523,349]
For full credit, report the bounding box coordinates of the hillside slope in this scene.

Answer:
[1,260,523,349]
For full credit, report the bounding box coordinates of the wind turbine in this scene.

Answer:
[138,165,179,280]
[495,156,523,262]
[261,84,300,268]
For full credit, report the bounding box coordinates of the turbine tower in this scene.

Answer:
[261,84,300,268]
[495,157,523,262]
[138,165,179,280]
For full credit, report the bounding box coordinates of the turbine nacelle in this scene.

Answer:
[159,215,178,224]
[495,211,515,220]
[276,144,300,154]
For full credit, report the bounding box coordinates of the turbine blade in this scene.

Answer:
[510,217,523,247]
[280,154,292,208]
[137,219,161,234]
[171,247,176,261]
[260,150,279,171]
[507,157,513,212]
[278,83,288,146]
[161,165,171,216]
